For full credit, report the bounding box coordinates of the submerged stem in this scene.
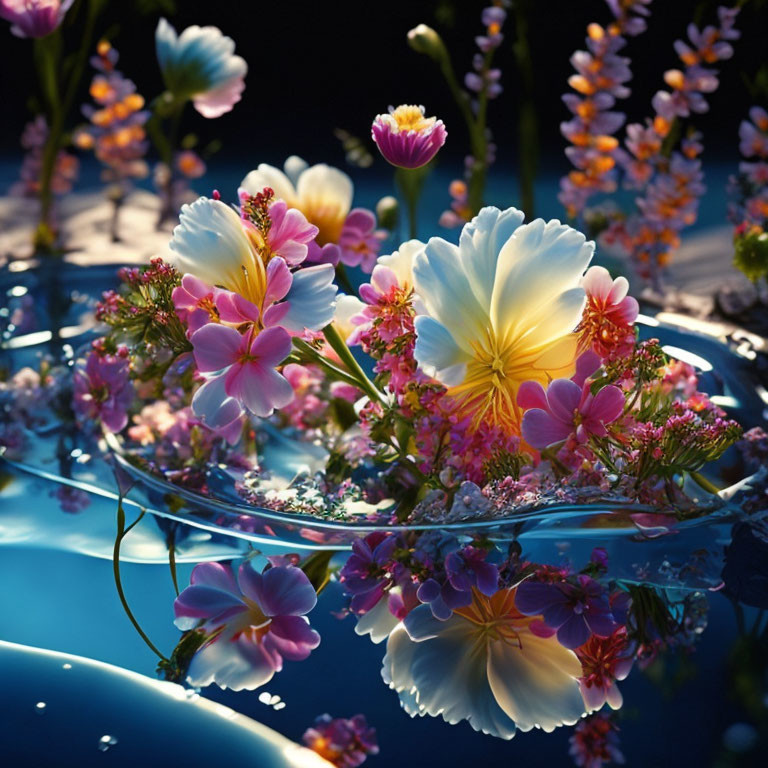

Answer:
[689,471,721,496]
[113,496,169,662]
[167,528,180,597]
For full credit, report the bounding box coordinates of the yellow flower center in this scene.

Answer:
[454,589,537,649]
[448,329,529,435]
[390,105,435,134]
[235,596,272,643]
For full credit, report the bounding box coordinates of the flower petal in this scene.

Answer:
[279,264,337,332]
[239,563,317,617]
[487,631,585,732]
[413,315,469,385]
[191,323,243,372]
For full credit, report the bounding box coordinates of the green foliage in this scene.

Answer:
[734,228,768,282]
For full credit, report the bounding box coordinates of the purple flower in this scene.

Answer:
[445,545,498,596]
[518,377,624,450]
[515,575,618,649]
[72,346,134,433]
[415,546,497,622]
[569,712,625,768]
[338,208,386,273]
[51,486,91,514]
[339,532,398,613]
[174,560,320,690]
[0,0,73,38]
[303,714,379,767]
[371,105,447,169]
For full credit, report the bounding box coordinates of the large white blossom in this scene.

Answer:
[382,590,586,740]
[413,206,594,435]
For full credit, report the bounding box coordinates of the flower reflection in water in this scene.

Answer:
[383,587,585,740]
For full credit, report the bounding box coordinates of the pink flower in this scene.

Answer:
[303,714,379,768]
[191,323,294,422]
[172,274,223,334]
[371,105,447,169]
[238,191,319,267]
[72,345,134,433]
[351,265,411,344]
[576,627,635,712]
[338,209,386,273]
[518,376,625,450]
[0,0,73,38]
[579,266,639,359]
[174,561,320,690]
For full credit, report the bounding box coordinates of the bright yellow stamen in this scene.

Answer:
[390,104,435,134]
[448,330,537,435]
[454,589,537,650]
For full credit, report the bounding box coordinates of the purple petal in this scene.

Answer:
[587,384,625,424]
[515,581,563,614]
[263,257,293,307]
[191,323,242,372]
[239,563,317,617]
[344,208,376,233]
[174,585,245,626]
[190,562,239,593]
[249,325,293,367]
[521,409,572,449]
[268,615,321,660]
[546,378,582,422]
[417,578,441,604]
[572,350,601,387]
[517,380,548,410]
[556,614,591,649]
[474,561,499,597]
[191,373,244,428]
[585,609,618,638]
[225,360,294,417]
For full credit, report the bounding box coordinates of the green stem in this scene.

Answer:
[466,50,493,215]
[396,170,419,239]
[689,470,721,495]
[292,338,366,391]
[34,33,63,251]
[147,93,187,227]
[34,0,102,251]
[426,37,488,214]
[167,528,180,597]
[511,0,537,216]
[321,323,386,406]
[334,263,355,294]
[114,496,169,662]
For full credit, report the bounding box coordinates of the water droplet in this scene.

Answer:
[257,692,284,709]
[62,663,72,670]
[98,735,118,752]
[35,702,46,714]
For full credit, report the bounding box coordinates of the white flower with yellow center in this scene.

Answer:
[413,206,594,436]
[168,196,336,332]
[241,156,353,246]
[382,588,586,739]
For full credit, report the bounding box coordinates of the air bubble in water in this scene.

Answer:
[35,702,46,714]
[62,663,72,670]
[98,735,118,752]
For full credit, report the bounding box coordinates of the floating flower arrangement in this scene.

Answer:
[1,2,768,766]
